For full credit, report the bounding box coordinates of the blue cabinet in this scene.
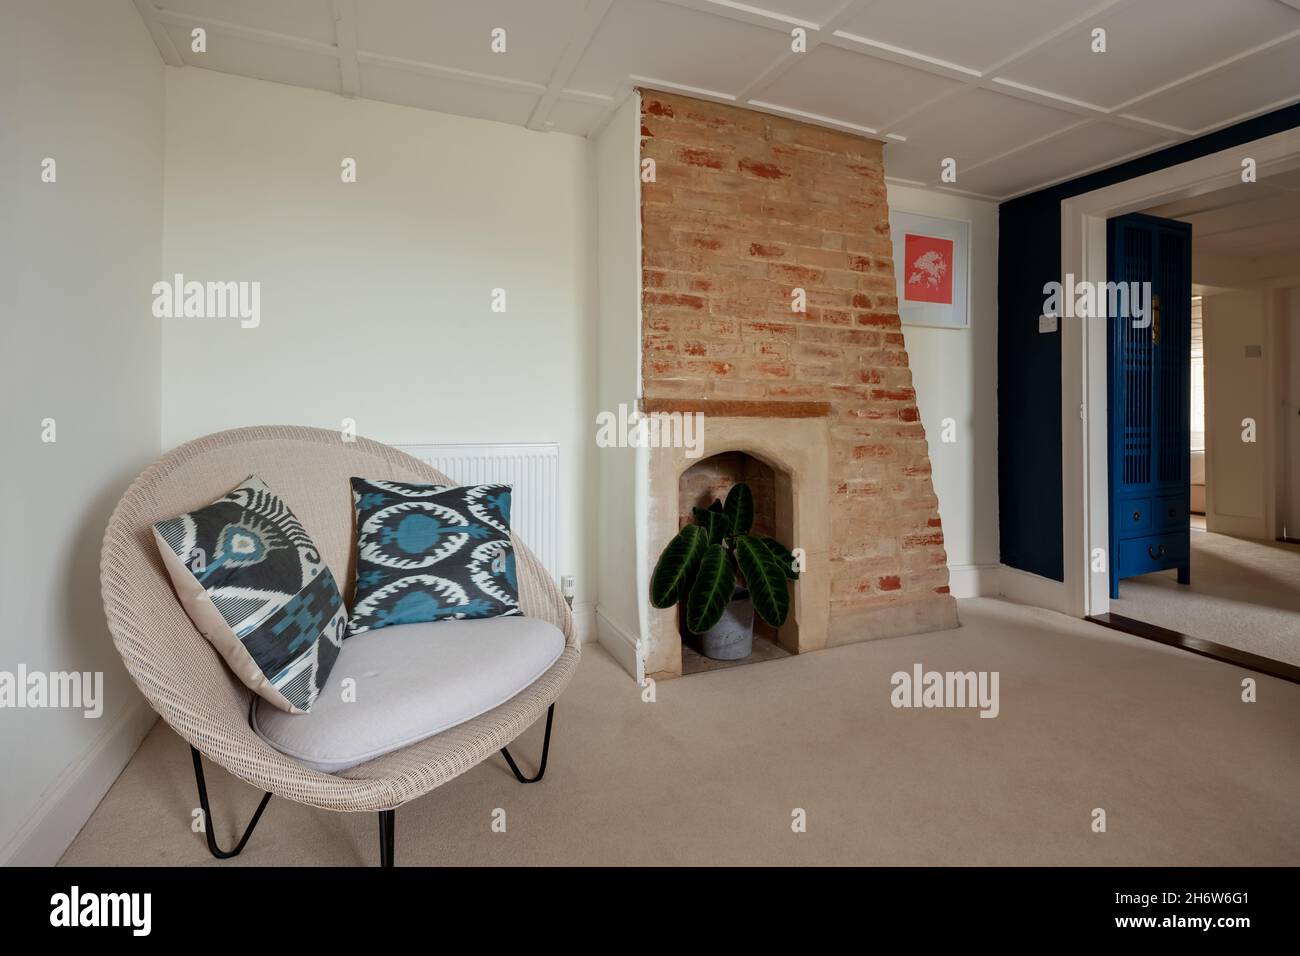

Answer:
[1107,213,1192,599]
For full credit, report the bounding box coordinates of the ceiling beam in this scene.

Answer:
[527,0,615,131]
[332,0,361,96]
[150,7,339,57]
[733,0,866,104]
[354,49,546,95]
[655,0,821,32]
[132,0,184,67]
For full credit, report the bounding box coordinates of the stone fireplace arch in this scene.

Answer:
[645,414,831,680]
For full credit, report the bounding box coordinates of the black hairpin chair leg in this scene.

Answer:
[194,701,552,867]
[499,703,555,784]
[378,810,395,868]
[191,746,272,860]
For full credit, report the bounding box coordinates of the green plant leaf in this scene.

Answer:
[650,524,707,609]
[685,544,737,634]
[724,482,754,536]
[734,533,790,627]
[756,536,800,579]
[693,507,728,545]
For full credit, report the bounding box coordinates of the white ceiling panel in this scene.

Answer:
[157,0,338,45]
[353,0,588,87]
[132,0,1300,201]
[1000,0,1300,111]
[758,43,961,131]
[839,0,1097,73]
[883,87,1080,182]
[358,62,539,127]
[1125,34,1300,133]
[568,0,786,98]
[164,22,342,92]
[955,121,1170,198]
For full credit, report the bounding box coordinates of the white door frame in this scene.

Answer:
[1059,128,1300,618]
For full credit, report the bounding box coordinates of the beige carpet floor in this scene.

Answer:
[61,598,1300,867]
[1112,530,1300,667]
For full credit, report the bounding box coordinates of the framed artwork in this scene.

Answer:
[889,210,970,329]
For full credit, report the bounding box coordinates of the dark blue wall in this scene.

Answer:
[997,103,1300,581]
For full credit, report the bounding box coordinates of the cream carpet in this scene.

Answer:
[61,598,1300,867]
[1112,530,1300,667]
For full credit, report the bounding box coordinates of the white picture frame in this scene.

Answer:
[889,210,970,329]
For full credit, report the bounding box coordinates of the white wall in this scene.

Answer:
[1284,289,1300,537]
[160,67,599,620]
[593,95,644,676]
[886,184,1000,596]
[1203,287,1283,540]
[0,0,163,863]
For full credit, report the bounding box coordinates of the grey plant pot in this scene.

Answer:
[697,587,754,660]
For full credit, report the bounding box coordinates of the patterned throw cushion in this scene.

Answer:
[348,478,520,636]
[152,476,346,714]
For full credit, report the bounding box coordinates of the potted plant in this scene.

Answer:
[649,482,799,660]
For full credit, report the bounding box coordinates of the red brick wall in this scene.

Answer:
[639,91,950,612]
[679,452,777,539]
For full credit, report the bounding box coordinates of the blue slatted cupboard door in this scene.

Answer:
[1107,213,1192,599]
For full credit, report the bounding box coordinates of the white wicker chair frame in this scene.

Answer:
[100,426,579,866]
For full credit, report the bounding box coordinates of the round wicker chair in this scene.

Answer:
[100,425,579,865]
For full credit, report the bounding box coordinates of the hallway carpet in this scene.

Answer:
[61,599,1300,866]
[1113,530,1300,667]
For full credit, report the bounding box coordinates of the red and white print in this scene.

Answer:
[903,233,954,305]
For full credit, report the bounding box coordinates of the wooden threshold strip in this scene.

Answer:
[639,398,832,418]
[1086,612,1300,685]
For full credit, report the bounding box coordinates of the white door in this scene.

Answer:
[1203,290,1271,540]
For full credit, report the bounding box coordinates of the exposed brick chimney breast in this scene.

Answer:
[639,92,957,639]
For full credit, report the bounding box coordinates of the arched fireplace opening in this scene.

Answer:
[677,450,795,674]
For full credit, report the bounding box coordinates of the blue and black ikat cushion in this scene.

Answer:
[347,478,521,636]
[152,476,346,714]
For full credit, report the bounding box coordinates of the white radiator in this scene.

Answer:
[394,442,560,582]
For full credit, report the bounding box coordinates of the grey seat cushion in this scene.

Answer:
[252,617,565,773]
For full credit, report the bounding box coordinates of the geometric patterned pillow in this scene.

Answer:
[347,478,520,637]
[151,476,346,714]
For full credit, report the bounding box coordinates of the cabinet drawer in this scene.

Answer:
[1119,532,1188,577]
[1155,495,1188,530]
[1117,498,1151,533]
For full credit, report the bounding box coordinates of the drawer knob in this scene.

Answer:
[1168,507,1176,518]
[1132,510,1141,522]
[1148,544,1167,560]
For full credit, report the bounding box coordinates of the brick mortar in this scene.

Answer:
[639,91,950,607]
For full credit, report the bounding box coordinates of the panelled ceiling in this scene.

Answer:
[134,0,1300,200]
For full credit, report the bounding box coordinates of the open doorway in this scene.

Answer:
[1098,169,1300,675]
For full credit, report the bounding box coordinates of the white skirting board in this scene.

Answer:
[945,564,1002,599]
[570,601,596,645]
[0,695,158,866]
[994,564,1071,615]
[596,606,644,685]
